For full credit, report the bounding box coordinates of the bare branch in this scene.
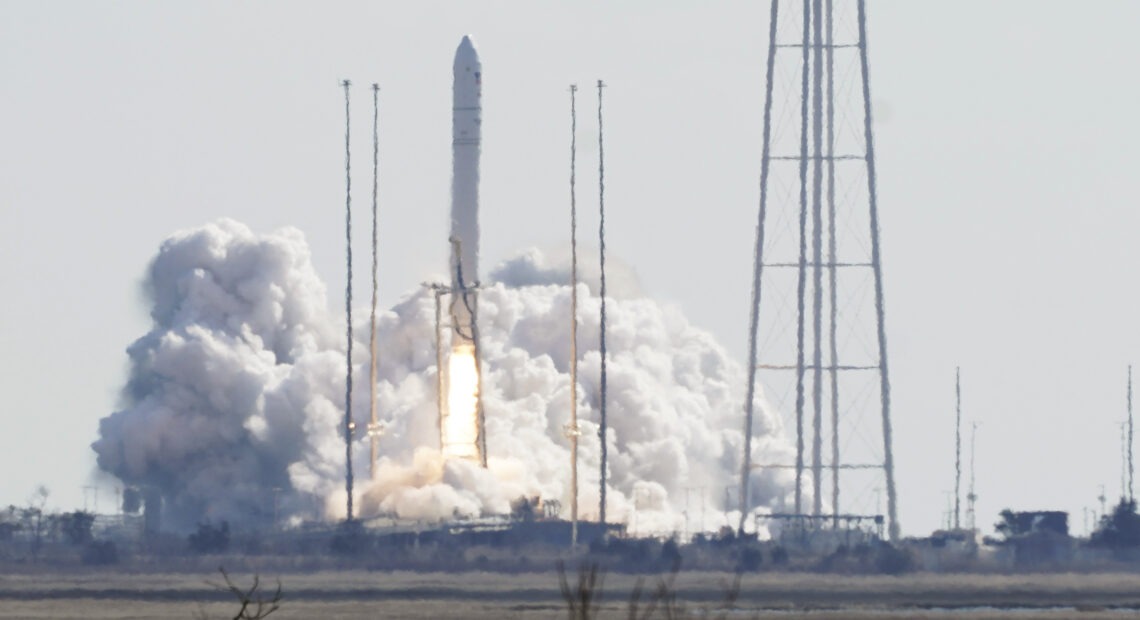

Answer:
[557,560,604,620]
[207,566,283,620]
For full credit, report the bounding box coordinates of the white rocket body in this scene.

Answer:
[442,35,484,464]
[450,35,481,345]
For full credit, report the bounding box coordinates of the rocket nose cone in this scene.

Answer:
[455,35,479,64]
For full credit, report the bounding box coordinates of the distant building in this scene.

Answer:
[997,510,1068,537]
[995,510,1072,567]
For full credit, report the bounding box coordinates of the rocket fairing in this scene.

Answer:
[449,35,482,344]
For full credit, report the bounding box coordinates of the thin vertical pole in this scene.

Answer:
[1129,365,1134,503]
[824,0,841,528]
[434,289,444,452]
[341,79,355,522]
[968,421,978,530]
[597,79,609,527]
[472,291,488,468]
[739,0,781,535]
[809,0,826,518]
[568,84,580,546]
[954,367,961,530]
[1122,421,1128,500]
[855,0,899,541]
[369,83,381,480]
[792,0,813,517]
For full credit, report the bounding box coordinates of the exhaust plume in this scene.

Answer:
[93,220,800,534]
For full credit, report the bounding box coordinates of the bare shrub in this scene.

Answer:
[628,557,683,620]
[205,567,283,620]
[556,560,604,620]
[715,572,742,620]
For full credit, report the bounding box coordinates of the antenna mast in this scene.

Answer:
[1122,421,1128,501]
[1129,365,1134,503]
[566,83,582,546]
[954,367,961,530]
[341,78,355,522]
[596,78,609,527]
[368,83,384,480]
[966,421,978,531]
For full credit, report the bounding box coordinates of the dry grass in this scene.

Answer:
[3,569,1140,618]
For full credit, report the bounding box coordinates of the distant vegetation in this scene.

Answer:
[1091,499,1140,549]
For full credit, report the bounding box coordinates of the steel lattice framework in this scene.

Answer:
[739,0,899,541]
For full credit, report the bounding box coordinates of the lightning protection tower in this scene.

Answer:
[739,0,900,541]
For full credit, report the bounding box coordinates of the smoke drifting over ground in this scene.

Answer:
[93,220,797,533]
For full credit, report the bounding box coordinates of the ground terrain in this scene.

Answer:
[3,569,1140,619]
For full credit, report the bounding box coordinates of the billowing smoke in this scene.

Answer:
[93,220,798,533]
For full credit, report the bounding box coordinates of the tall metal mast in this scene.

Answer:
[954,367,961,530]
[368,83,384,480]
[739,0,781,535]
[808,0,827,518]
[966,421,978,531]
[790,0,811,519]
[1122,421,1128,501]
[857,0,899,541]
[1129,365,1134,503]
[566,83,582,546]
[597,79,609,527]
[341,78,355,522]
[824,0,841,530]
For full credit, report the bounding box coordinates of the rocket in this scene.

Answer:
[449,34,481,343]
[441,35,485,465]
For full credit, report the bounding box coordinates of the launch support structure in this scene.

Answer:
[739,0,900,541]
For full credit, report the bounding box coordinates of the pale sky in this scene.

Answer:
[3,1,1140,537]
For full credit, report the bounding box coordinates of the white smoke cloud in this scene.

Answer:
[93,220,799,534]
